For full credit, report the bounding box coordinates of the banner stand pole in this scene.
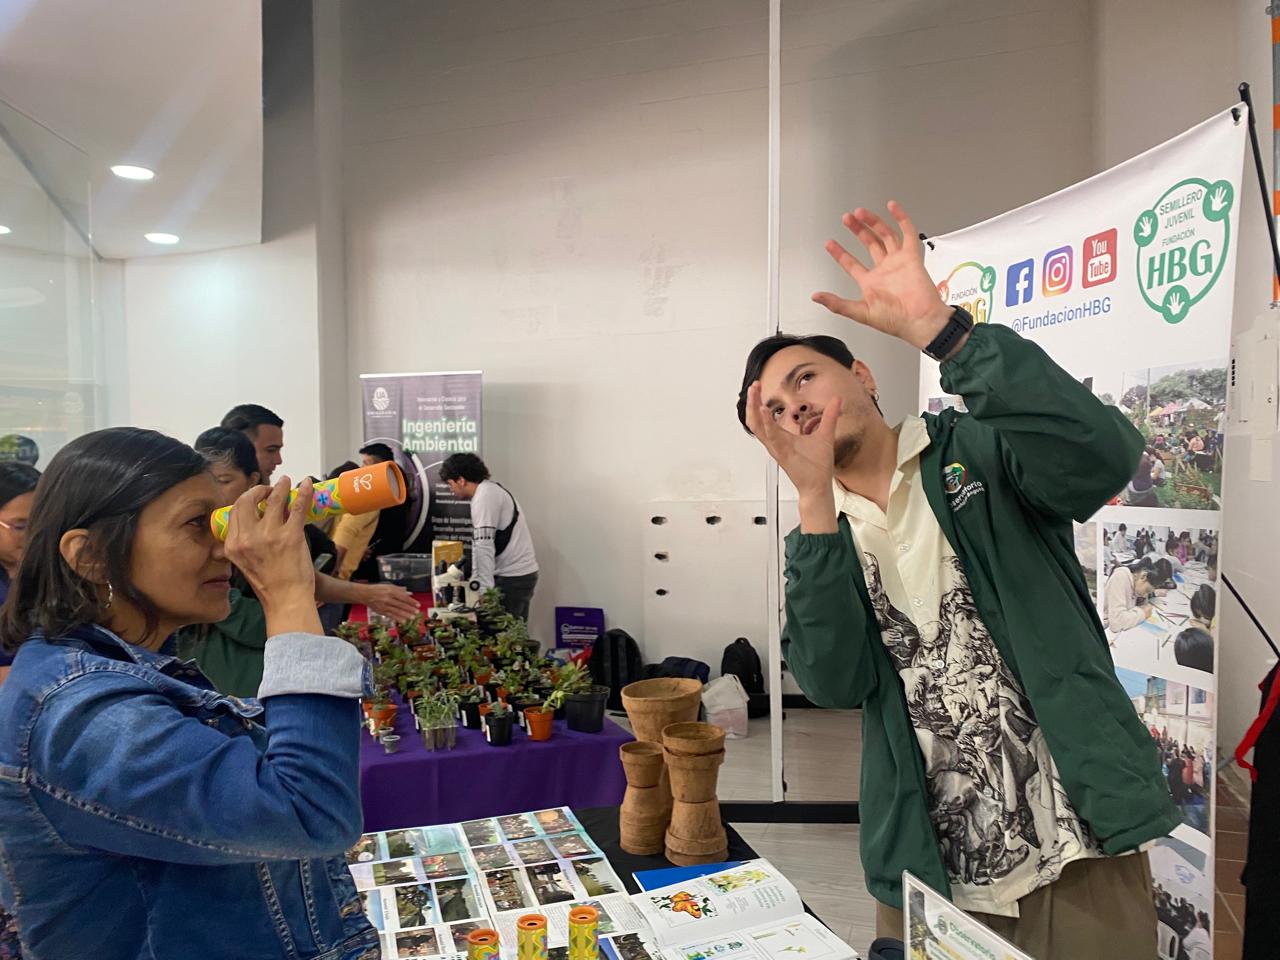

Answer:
[1237,82,1280,298]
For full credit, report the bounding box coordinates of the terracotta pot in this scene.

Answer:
[668,799,725,842]
[663,749,724,802]
[662,722,726,757]
[620,678,702,743]
[362,701,375,718]
[619,742,665,788]
[473,669,493,686]
[665,846,730,867]
[525,707,554,741]
[666,829,729,858]
[370,703,398,729]
[620,785,672,825]
[619,821,666,856]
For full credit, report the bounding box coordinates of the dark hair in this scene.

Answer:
[220,403,284,435]
[193,427,259,480]
[0,462,40,511]
[1173,627,1214,672]
[0,428,210,652]
[327,460,358,481]
[359,443,395,464]
[736,333,856,434]
[440,453,490,484]
[1119,523,1127,532]
[1190,583,1216,622]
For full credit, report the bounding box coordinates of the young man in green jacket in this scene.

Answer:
[738,202,1179,959]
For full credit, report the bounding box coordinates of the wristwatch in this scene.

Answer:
[923,305,974,361]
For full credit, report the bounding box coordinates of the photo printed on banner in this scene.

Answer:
[497,815,539,841]
[1101,521,1217,678]
[1117,668,1215,841]
[551,833,595,860]
[511,839,555,866]
[1091,361,1226,513]
[434,878,483,923]
[572,858,622,897]
[471,844,515,871]
[528,862,577,906]
[485,868,534,912]
[448,921,486,953]
[532,809,579,836]
[1074,522,1099,603]
[348,834,380,864]
[391,927,441,959]
[462,819,502,847]
[1152,835,1214,959]
[393,884,437,929]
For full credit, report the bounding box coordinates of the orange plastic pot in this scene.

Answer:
[525,707,554,741]
[370,703,398,728]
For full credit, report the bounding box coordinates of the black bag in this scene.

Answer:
[646,656,710,684]
[722,637,768,718]
[587,629,645,712]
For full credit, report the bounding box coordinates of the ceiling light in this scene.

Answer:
[0,225,10,235]
[111,164,155,181]
[145,232,179,245]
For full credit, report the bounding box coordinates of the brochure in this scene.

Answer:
[633,860,858,960]
[903,872,1031,960]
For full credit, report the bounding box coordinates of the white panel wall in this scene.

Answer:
[340,0,1100,664]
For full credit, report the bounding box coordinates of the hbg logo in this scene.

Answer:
[1042,246,1073,296]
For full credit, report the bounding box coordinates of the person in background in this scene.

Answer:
[1174,627,1215,673]
[221,409,418,623]
[220,403,285,482]
[440,453,539,620]
[0,427,378,958]
[0,463,40,685]
[1112,523,1131,553]
[1103,558,1162,638]
[336,443,410,583]
[1190,583,1216,631]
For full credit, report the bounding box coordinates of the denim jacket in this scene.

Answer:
[0,623,380,960]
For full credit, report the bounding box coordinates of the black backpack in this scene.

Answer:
[588,629,645,711]
[645,657,710,684]
[721,637,768,718]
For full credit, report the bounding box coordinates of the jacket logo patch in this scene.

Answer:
[945,462,986,510]
[943,462,966,494]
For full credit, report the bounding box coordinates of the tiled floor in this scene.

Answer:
[617,708,1256,958]
[1213,770,1251,960]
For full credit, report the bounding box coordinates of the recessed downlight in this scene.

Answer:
[0,225,11,235]
[111,164,155,181]
[145,232,179,245]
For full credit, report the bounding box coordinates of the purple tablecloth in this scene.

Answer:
[360,705,632,832]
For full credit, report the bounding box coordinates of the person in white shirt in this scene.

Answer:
[1181,911,1211,960]
[440,453,539,620]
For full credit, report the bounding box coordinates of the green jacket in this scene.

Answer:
[782,323,1180,910]
[174,588,268,700]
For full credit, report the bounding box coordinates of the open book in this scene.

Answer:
[634,860,860,960]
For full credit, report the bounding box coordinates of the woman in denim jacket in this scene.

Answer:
[0,428,380,960]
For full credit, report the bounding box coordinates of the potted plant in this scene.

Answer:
[368,688,398,731]
[558,663,608,733]
[524,689,562,742]
[485,699,515,746]
[458,685,487,729]
[417,690,458,751]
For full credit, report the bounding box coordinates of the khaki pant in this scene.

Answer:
[875,853,1157,960]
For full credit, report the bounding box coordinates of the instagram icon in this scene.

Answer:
[1042,246,1073,296]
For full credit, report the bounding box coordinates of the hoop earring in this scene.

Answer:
[103,581,114,610]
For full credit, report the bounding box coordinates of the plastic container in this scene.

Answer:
[378,553,434,591]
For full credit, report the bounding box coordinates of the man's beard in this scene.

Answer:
[833,431,862,470]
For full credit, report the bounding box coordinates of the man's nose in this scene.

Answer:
[790,402,809,423]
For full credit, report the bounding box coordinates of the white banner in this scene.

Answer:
[920,106,1246,957]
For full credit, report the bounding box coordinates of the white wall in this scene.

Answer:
[120,1,327,483]
[340,0,1099,661]
[1094,0,1280,751]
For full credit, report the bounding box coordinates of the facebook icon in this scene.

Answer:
[1005,259,1034,306]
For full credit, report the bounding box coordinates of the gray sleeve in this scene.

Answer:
[257,632,371,700]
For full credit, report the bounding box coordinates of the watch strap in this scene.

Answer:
[924,305,975,361]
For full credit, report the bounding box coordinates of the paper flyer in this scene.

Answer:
[904,873,1031,960]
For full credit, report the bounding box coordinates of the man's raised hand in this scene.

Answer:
[811,201,953,351]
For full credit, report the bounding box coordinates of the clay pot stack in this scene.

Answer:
[662,722,727,865]
[618,678,702,855]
